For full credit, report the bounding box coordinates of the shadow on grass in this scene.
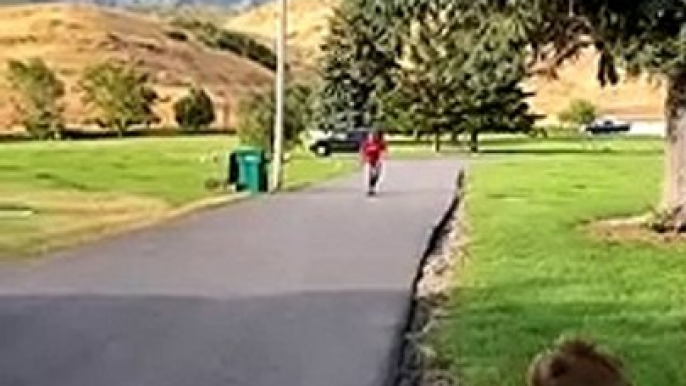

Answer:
[447,280,686,386]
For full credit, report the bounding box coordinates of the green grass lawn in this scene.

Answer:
[0,136,356,257]
[436,137,686,386]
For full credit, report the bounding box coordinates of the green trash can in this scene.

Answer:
[233,147,269,193]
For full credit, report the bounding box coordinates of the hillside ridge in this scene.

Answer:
[0,3,274,130]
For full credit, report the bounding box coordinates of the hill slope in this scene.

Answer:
[227,0,665,122]
[526,51,665,122]
[225,0,336,73]
[0,0,268,11]
[0,3,273,130]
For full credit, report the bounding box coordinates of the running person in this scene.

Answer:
[360,130,387,196]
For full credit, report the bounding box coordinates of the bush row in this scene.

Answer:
[4,58,220,140]
[169,19,277,71]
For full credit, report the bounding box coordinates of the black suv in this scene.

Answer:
[309,130,369,157]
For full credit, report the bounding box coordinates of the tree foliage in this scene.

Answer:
[379,1,538,152]
[378,0,463,148]
[389,0,683,87]
[388,0,686,227]
[237,84,313,153]
[5,58,65,139]
[452,16,539,152]
[558,99,598,127]
[79,62,159,135]
[174,86,215,130]
[313,0,398,132]
[404,0,686,226]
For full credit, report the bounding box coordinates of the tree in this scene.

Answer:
[454,21,540,152]
[409,0,685,228]
[558,99,598,127]
[313,0,398,132]
[79,62,158,136]
[380,3,538,152]
[5,58,65,139]
[237,83,313,153]
[528,0,686,230]
[174,87,215,130]
[378,88,424,140]
[378,0,465,151]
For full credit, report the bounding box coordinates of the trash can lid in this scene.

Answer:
[233,145,265,155]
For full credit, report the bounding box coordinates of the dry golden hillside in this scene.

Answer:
[226,0,337,73]
[0,3,273,131]
[228,0,665,121]
[527,50,665,122]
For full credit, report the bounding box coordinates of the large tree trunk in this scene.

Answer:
[661,69,686,231]
[450,130,461,145]
[433,130,442,153]
[469,131,479,153]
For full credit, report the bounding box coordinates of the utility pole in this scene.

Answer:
[271,0,287,192]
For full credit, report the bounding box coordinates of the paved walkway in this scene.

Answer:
[0,159,459,386]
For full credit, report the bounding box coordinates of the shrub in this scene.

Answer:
[558,99,599,127]
[165,30,188,41]
[236,84,313,153]
[78,62,159,136]
[174,87,216,130]
[236,92,272,151]
[170,18,277,71]
[212,30,276,71]
[5,58,65,139]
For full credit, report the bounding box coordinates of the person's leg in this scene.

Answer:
[366,163,374,195]
[368,163,381,195]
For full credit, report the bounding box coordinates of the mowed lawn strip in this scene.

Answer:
[0,136,356,258]
[437,138,686,386]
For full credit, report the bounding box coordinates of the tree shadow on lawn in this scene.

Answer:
[446,279,686,385]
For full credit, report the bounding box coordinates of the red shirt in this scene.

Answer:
[361,137,387,165]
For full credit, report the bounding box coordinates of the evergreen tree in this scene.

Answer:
[313,0,398,132]
[381,3,538,152]
[405,0,686,229]
[455,18,539,152]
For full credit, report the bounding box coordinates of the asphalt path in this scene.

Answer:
[0,159,459,386]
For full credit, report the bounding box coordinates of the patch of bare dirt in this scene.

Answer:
[588,215,686,245]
